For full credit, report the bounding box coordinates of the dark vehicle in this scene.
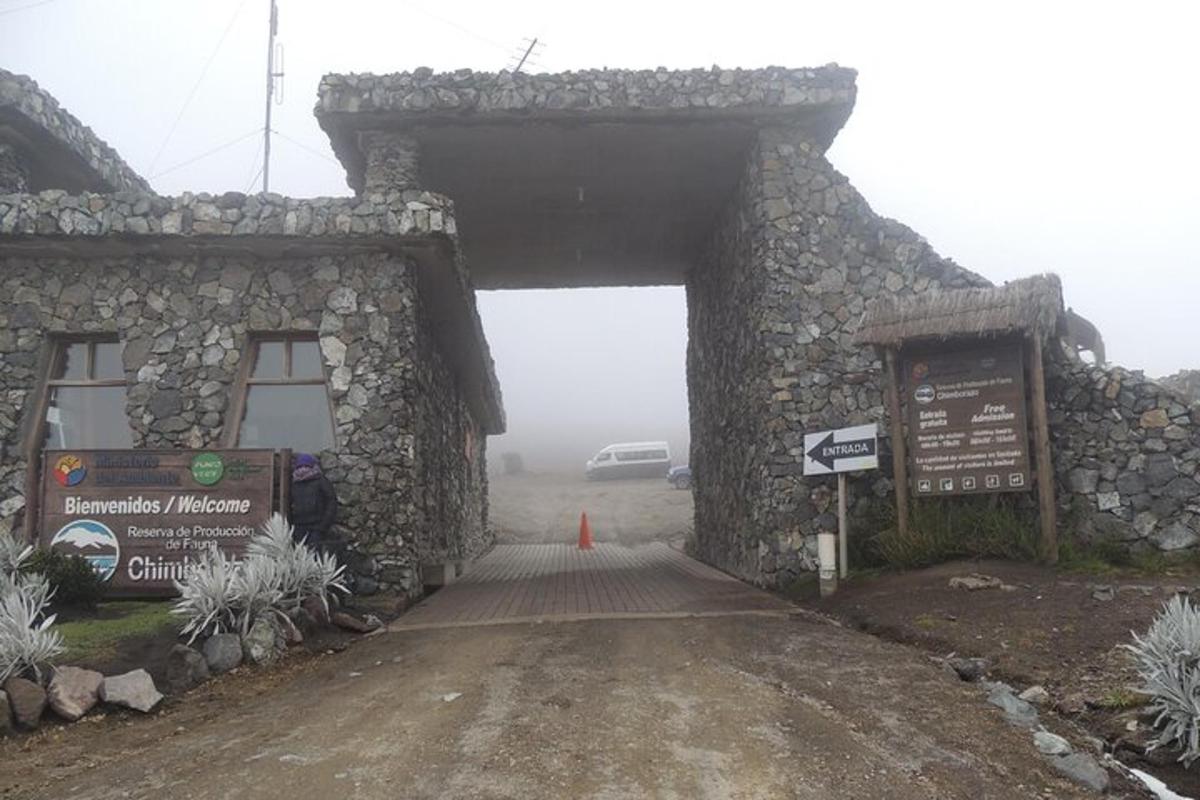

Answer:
[667,465,692,490]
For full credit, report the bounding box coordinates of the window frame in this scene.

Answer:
[26,335,129,454]
[224,332,337,450]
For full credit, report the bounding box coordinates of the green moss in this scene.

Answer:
[55,601,176,663]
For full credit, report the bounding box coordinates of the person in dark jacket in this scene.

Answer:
[289,453,339,559]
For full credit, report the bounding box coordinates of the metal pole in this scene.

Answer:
[262,0,278,193]
[838,472,848,579]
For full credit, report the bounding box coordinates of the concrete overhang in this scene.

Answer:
[0,69,152,193]
[0,190,504,435]
[316,66,857,289]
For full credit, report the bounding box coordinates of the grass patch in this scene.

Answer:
[914,613,940,631]
[1057,537,1200,576]
[869,497,1038,569]
[1094,687,1149,710]
[55,601,176,664]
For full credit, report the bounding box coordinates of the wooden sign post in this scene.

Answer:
[803,423,880,596]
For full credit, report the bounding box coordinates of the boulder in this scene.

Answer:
[986,685,1039,728]
[100,669,163,713]
[1018,685,1051,706]
[331,610,381,633]
[242,617,282,666]
[47,666,104,721]
[3,677,46,729]
[0,690,13,736]
[1049,752,1109,792]
[949,574,1003,591]
[301,595,331,626]
[946,657,990,682]
[202,633,243,673]
[164,645,210,694]
[1033,729,1071,756]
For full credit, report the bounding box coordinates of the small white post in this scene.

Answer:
[837,472,849,580]
[818,531,838,597]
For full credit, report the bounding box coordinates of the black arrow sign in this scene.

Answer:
[806,432,878,472]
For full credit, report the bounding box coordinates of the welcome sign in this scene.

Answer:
[40,450,275,596]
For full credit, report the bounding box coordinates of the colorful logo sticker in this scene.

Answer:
[52,454,86,487]
[191,452,224,486]
[50,519,119,582]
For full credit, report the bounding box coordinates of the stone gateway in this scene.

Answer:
[2,64,1199,594]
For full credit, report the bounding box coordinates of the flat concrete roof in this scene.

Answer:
[0,69,151,194]
[316,66,856,289]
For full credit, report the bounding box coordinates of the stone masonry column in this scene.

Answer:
[691,123,991,589]
[361,131,421,194]
[0,144,30,193]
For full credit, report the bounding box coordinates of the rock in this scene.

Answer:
[331,610,378,633]
[0,690,13,736]
[203,633,243,673]
[987,685,1039,728]
[947,657,990,682]
[1091,585,1115,602]
[363,614,383,631]
[242,617,282,666]
[100,669,163,713]
[1033,729,1072,756]
[949,574,1003,591]
[1018,685,1051,706]
[1049,752,1109,792]
[1141,409,1170,428]
[301,594,331,626]
[165,645,210,694]
[3,677,46,729]
[47,666,103,721]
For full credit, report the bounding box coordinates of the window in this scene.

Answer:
[595,452,612,462]
[233,336,335,452]
[41,339,132,449]
[614,449,668,462]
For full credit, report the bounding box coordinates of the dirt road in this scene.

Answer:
[3,614,1100,799]
[489,471,692,545]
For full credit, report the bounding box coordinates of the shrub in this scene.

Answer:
[0,531,64,684]
[870,497,1038,569]
[172,513,347,643]
[22,549,106,609]
[1126,595,1200,764]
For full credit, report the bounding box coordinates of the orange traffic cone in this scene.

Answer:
[578,512,594,550]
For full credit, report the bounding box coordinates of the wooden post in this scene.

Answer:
[21,449,41,545]
[1027,333,1058,564]
[278,448,292,519]
[884,348,910,535]
[837,472,849,579]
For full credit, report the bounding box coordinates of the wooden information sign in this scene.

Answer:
[902,343,1031,496]
[40,449,275,596]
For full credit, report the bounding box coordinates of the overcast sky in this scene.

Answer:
[3,0,1197,468]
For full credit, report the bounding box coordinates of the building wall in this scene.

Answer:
[688,125,989,587]
[0,249,490,595]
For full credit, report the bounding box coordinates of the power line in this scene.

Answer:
[149,128,262,179]
[146,0,250,175]
[269,128,339,165]
[0,0,64,17]
[397,0,511,53]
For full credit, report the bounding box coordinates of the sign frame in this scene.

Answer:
[39,448,277,597]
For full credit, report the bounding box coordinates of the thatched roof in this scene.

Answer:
[853,274,1063,347]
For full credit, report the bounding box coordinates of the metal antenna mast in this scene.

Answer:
[513,37,539,73]
[262,0,284,192]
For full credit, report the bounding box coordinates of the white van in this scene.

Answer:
[585,441,672,480]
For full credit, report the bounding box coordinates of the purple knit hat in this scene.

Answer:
[292,453,321,481]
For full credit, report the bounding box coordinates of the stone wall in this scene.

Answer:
[688,124,989,588]
[1048,349,1200,552]
[0,246,491,596]
[0,69,151,193]
[0,144,29,194]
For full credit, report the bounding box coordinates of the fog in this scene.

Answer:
[2,0,1197,470]
[479,287,689,473]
